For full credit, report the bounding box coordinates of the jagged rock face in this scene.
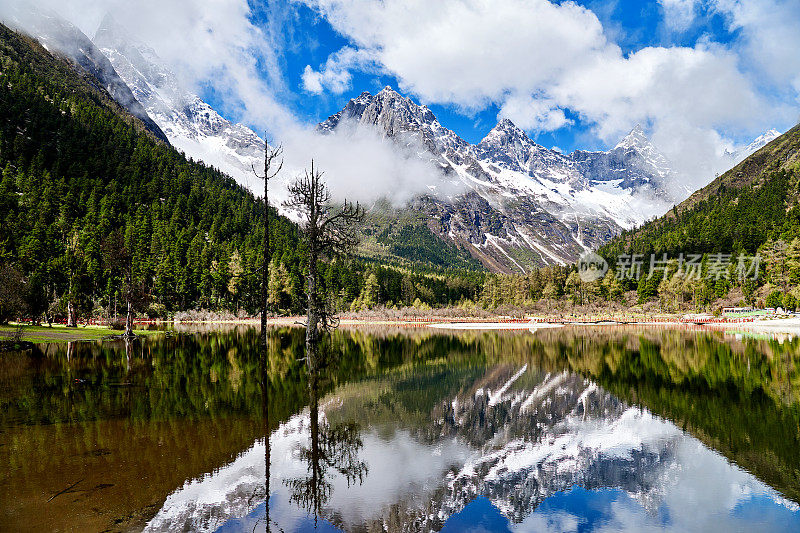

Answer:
[3,5,169,143]
[417,193,585,272]
[320,87,682,272]
[92,15,264,188]
[475,119,585,189]
[572,125,677,196]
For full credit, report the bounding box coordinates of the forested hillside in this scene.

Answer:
[602,122,800,258]
[0,24,483,323]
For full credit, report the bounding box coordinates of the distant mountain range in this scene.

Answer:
[5,7,785,273]
[319,87,685,271]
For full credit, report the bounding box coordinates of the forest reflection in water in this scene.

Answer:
[1,325,800,531]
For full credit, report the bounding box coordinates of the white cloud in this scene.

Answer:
[499,94,572,132]
[659,0,700,31]
[278,120,463,206]
[297,0,800,190]
[301,65,325,93]
[301,0,609,109]
[300,46,371,94]
[710,0,800,95]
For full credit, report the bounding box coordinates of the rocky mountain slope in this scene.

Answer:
[321,87,681,272]
[92,15,265,189]
[0,4,168,143]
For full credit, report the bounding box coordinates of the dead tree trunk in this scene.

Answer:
[284,160,363,371]
[124,299,134,337]
[306,229,320,369]
[66,300,77,328]
[254,139,282,352]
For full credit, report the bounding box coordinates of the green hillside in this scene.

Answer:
[0,24,484,323]
[359,201,483,271]
[602,123,800,258]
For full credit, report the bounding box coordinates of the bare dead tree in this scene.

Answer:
[252,138,283,351]
[284,160,364,370]
[252,137,282,533]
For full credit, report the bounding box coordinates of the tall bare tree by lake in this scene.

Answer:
[284,161,364,371]
[253,139,283,354]
[253,139,282,533]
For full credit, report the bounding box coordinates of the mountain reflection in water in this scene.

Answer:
[2,326,800,532]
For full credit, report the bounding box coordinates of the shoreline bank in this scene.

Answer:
[6,315,800,344]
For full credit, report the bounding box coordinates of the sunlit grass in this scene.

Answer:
[0,323,160,344]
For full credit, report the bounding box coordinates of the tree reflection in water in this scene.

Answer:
[282,343,368,528]
[284,371,368,524]
[260,323,369,531]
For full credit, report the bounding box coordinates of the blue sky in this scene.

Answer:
[231,0,790,154]
[24,0,800,189]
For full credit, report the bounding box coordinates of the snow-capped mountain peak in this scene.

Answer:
[723,128,782,166]
[480,118,537,148]
[92,14,265,190]
[615,123,649,151]
[737,129,781,159]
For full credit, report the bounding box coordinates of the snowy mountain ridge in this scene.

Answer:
[318,86,679,270]
[92,15,265,191]
[12,7,784,272]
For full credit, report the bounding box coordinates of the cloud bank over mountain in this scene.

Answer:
[3,0,798,198]
[297,0,798,190]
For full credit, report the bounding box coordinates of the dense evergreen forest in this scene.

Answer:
[0,25,483,324]
[478,125,800,313]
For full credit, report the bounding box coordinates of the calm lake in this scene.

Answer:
[2,325,800,532]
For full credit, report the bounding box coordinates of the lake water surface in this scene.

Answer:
[2,325,800,532]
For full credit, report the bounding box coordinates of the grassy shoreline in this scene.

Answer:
[5,312,800,345]
[0,324,161,345]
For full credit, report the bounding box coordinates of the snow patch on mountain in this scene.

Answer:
[93,14,265,191]
[729,128,781,164]
[1,3,168,142]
